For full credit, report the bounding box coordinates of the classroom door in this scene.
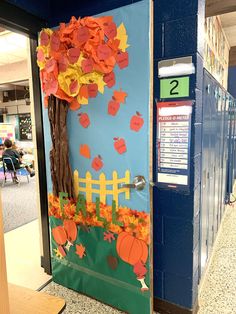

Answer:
[42,1,153,313]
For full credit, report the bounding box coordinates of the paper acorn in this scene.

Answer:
[37,16,130,108]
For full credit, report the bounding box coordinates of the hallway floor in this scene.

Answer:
[4,219,51,290]
[198,201,236,314]
[42,199,236,313]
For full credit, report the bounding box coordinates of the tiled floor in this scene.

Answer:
[4,219,51,290]
[198,202,236,314]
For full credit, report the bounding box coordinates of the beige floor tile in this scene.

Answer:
[4,219,51,290]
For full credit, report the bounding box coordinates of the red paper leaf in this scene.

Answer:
[104,231,115,243]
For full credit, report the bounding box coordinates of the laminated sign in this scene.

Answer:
[39,1,153,313]
[156,101,192,191]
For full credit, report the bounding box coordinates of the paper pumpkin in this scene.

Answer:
[37,16,130,108]
[116,232,148,266]
[58,245,66,257]
[63,220,78,242]
[52,226,67,245]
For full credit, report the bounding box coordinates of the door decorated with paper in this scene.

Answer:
[38,1,152,313]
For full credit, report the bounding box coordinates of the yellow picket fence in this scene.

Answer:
[73,170,130,207]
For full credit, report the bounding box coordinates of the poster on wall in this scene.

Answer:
[0,123,15,143]
[38,1,152,313]
[156,101,192,192]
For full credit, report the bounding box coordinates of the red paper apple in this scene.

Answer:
[68,48,80,64]
[58,55,68,72]
[77,26,90,42]
[92,155,103,171]
[103,71,115,88]
[40,31,50,46]
[87,83,98,98]
[97,44,112,60]
[50,33,60,52]
[108,99,120,116]
[130,112,144,132]
[82,58,94,73]
[78,113,90,128]
[104,22,117,39]
[69,80,79,94]
[116,51,129,69]
[114,137,127,154]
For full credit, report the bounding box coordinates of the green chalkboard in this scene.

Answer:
[160,77,190,99]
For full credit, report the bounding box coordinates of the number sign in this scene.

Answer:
[160,77,190,99]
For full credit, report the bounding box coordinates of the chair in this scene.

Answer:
[2,157,29,187]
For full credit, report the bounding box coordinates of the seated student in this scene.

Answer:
[2,138,35,183]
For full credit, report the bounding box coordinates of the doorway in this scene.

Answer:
[0,1,52,292]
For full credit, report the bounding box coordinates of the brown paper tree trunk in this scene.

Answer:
[48,95,74,199]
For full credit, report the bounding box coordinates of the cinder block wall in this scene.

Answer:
[153,0,205,311]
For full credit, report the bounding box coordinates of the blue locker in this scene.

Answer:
[200,72,211,274]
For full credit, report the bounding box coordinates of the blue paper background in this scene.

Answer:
[43,0,151,212]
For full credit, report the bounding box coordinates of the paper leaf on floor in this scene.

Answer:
[104,231,115,243]
[76,244,86,259]
[54,247,64,259]
[116,23,129,52]
[107,255,118,270]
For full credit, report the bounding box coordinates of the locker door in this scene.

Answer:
[200,72,211,274]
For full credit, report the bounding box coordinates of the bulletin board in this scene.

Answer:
[0,123,15,143]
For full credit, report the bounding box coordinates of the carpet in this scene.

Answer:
[1,172,38,233]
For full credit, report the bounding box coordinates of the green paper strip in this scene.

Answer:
[160,77,190,99]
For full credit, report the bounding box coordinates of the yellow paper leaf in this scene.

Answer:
[116,23,130,52]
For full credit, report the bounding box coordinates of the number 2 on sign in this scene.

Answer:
[170,80,179,95]
[160,77,190,99]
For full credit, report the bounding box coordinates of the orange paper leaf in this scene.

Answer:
[76,244,86,259]
[80,144,91,159]
[113,88,128,104]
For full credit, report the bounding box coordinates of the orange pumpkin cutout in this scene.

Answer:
[116,232,148,266]
[80,144,91,159]
[52,226,67,245]
[63,220,78,242]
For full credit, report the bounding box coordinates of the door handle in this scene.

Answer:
[120,175,146,191]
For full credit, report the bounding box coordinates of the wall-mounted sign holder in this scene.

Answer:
[156,100,193,192]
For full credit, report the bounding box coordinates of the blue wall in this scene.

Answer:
[4,0,205,311]
[228,66,236,99]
